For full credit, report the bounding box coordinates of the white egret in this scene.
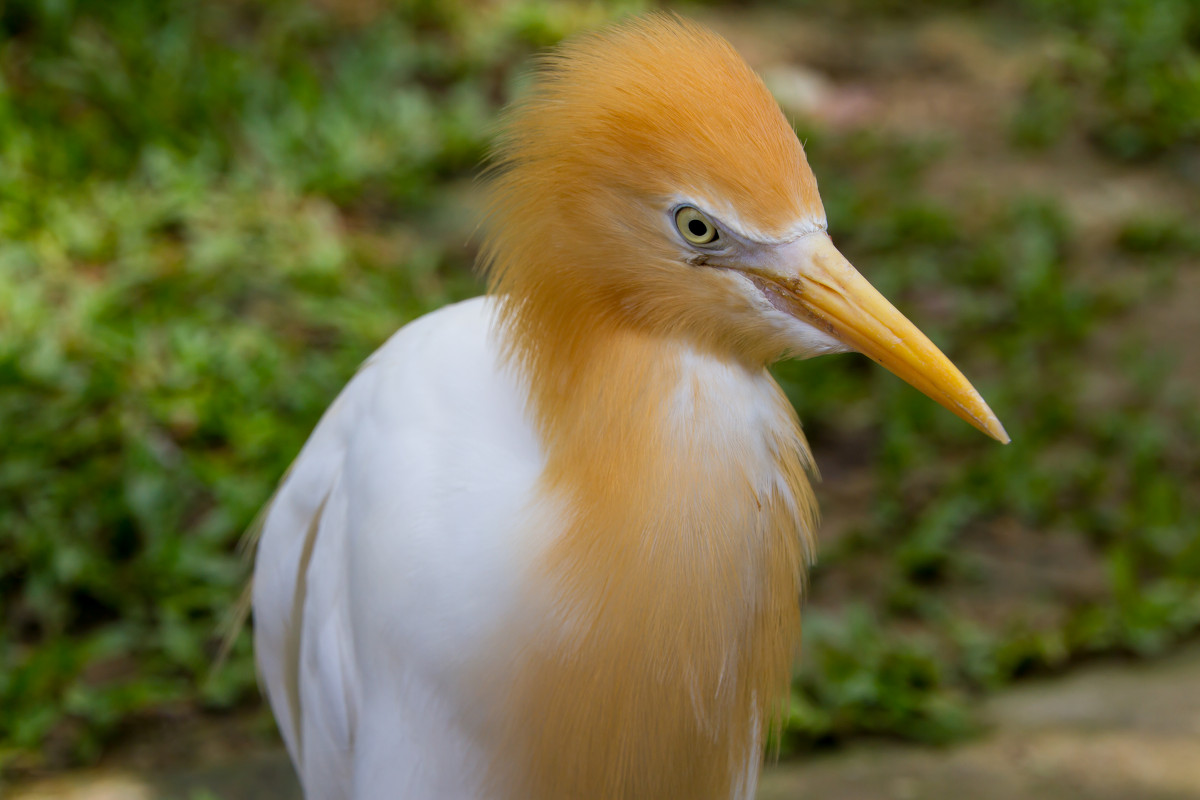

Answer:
[252,15,1007,800]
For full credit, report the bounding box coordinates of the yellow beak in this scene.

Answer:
[757,233,1009,443]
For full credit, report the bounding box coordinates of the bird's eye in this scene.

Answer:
[675,207,719,246]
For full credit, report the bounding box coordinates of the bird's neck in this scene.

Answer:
[490,314,818,799]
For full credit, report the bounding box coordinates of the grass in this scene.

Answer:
[2,0,1198,775]
[1012,0,1200,158]
[0,0,598,767]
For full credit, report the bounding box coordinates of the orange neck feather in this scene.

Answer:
[483,317,817,799]
[476,14,822,799]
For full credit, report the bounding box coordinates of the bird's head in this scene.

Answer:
[483,14,1007,442]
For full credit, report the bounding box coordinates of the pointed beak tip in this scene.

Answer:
[975,410,1010,444]
[990,423,1012,445]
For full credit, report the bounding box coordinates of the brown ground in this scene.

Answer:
[759,643,1200,800]
[10,644,1200,799]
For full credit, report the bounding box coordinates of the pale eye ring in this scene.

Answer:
[675,206,720,246]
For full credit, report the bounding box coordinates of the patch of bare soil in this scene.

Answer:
[759,643,1200,800]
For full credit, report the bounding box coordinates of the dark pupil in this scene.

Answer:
[687,219,709,237]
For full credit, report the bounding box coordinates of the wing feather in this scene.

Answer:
[251,297,546,799]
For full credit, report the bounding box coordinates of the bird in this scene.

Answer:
[250,14,1008,800]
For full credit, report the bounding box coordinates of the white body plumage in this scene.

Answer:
[253,297,806,799]
[255,298,538,798]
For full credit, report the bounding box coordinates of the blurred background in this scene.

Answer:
[1,0,1198,797]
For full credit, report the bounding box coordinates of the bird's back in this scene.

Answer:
[252,296,547,799]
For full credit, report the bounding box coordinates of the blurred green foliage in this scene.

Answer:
[1,0,1198,774]
[0,0,641,768]
[1013,0,1200,157]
